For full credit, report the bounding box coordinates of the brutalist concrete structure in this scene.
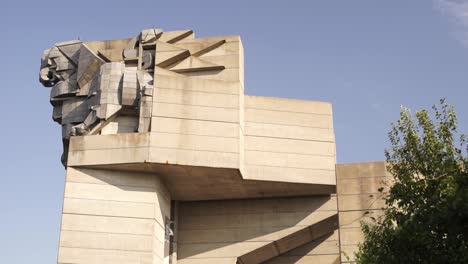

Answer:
[39,29,389,264]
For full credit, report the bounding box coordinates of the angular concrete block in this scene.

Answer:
[158,30,194,43]
[174,38,226,56]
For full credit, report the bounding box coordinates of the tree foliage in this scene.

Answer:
[355,99,468,264]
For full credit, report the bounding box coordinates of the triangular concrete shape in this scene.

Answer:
[158,30,194,43]
[155,41,189,52]
[237,214,339,264]
[57,41,82,65]
[175,39,226,57]
[155,49,190,68]
[166,56,225,73]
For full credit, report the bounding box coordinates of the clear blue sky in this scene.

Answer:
[1,0,467,263]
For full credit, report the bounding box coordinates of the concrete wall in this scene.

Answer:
[263,234,341,264]
[150,37,244,170]
[176,196,340,264]
[336,162,390,263]
[57,167,171,264]
[40,30,395,264]
[67,133,151,166]
[243,96,336,185]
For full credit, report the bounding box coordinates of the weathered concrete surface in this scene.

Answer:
[40,29,337,186]
[58,167,171,264]
[38,29,391,264]
[336,162,391,263]
[177,197,340,264]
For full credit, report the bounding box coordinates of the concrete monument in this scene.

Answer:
[39,29,388,264]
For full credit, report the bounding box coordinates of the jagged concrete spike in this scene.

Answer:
[166,56,225,73]
[158,30,193,43]
[175,39,226,57]
[155,49,190,68]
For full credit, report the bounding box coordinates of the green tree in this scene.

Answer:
[355,99,468,264]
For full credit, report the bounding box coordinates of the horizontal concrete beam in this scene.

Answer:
[237,214,339,264]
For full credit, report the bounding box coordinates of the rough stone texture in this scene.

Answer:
[39,29,391,264]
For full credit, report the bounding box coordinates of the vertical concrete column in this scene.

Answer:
[57,167,171,264]
[153,174,171,264]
